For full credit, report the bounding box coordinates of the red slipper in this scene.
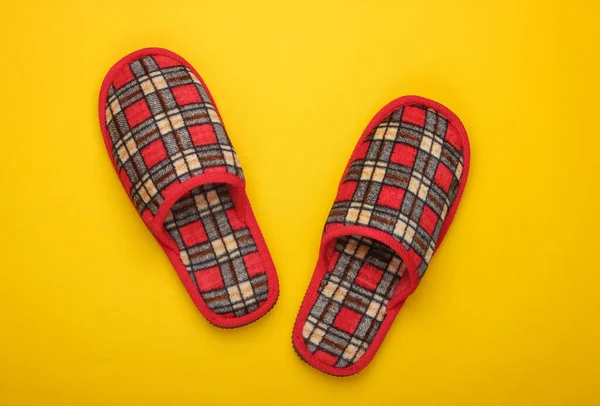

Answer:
[98,48,279,328]
[292,96,470,375]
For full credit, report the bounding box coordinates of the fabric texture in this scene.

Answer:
[99,48,278,327]
[293,96,470,375]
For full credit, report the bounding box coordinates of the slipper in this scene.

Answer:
[292,96,470,375]
[98,48,279,328]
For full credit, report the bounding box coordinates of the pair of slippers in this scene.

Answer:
[98,48,470,376]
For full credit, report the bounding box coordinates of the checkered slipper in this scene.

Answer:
[292,96,470,375]
[98,48,279,328]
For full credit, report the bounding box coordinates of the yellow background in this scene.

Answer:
[1,1,599,404]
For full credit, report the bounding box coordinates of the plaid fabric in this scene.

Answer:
[103,54,269,317]
[302,104,464,367]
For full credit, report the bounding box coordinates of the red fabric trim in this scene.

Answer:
[98,48,279,328]
[320,224,420,304]
[292,95,471,375]
[150,173,246,250]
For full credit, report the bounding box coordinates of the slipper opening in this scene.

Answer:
[301,235,409,369]
[164,183,269,318]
